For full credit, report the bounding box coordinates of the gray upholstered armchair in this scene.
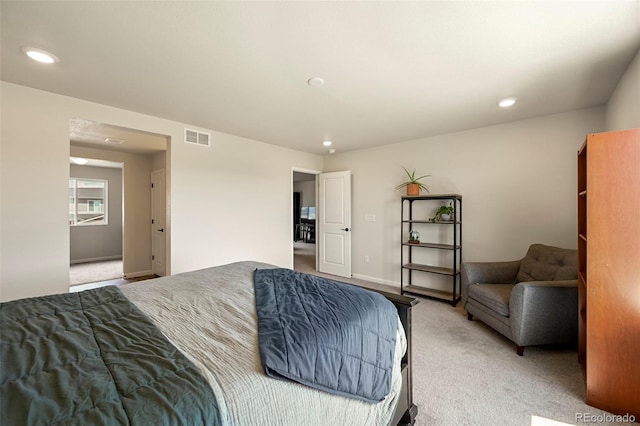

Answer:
[462,244,578,356]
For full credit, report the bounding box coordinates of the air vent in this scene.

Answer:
[184,128,211,147]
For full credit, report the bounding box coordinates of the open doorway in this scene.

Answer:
[293,170,318,273]
[69,158,124,286]
[69,118,169,290]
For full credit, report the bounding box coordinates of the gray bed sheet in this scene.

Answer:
[120,261,406,426]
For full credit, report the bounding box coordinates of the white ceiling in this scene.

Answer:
[2,1,639,155]
[69,157,123,169]
[69,118,168,155]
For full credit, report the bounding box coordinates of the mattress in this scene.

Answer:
[120,261,406,426]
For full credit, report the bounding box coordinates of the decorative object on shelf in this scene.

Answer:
[429,202,454,222]
[408,229,420,244]
[395,166,430,196]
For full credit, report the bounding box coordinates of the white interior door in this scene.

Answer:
[318,171,352,277]
[151,169,166,276]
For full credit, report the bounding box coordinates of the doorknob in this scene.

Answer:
[158,228,164,232]
[340,228,351,232]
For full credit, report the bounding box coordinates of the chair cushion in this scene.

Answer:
[468,283,514,317]
[516,244,577,283]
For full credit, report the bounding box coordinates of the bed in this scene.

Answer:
[1,261,417,425]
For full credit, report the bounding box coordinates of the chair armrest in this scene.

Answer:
[461,260,521,304]
[462,260,521,285]
[509,279,578,346]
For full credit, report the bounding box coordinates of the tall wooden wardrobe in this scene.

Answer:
[577,129,639,418]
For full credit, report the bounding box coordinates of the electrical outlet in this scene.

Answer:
[364,255,370,263]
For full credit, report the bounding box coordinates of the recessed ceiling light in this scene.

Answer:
[307,77,325,87]
[104,137,124,144]
[21,47,59,64]
[322,140,332,146]
[498,98,517,108]
[71,157,89,165]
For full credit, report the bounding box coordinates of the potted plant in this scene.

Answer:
[429,202,455,222]
[395,166,430,196]
[408,229,420,244]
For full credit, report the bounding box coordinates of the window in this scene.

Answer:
[69,178,107,225]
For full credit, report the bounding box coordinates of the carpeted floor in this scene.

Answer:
[294,241,316,272]
[409,298,623,426]
[69,259,123,286]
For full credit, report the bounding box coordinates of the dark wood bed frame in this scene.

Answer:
[373,289,419,426]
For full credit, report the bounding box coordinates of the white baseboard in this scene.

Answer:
[124,270,153,279]
[70,255,122,265]
[351,273,400,289]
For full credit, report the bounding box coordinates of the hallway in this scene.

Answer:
[293,241,316,273]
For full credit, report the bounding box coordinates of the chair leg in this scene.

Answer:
[467,312,473,321]
[516,345,525,356]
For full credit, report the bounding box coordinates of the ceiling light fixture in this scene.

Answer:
[21,47,59,64]
[307,77,325,87]
[104,137,124,144]
[71,157,89,165]
[322,140,332,146]
[498,98,517,108]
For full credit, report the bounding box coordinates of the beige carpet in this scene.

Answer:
[294,241,316,272]
[69,259,123,286]
[408,298,623,426]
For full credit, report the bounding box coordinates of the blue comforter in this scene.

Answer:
[253,268,398,403]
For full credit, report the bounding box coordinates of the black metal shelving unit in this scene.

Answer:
[401,194,462,306]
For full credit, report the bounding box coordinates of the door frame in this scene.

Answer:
[69,119,171,283]
[68,159,124,284]
[151,168,167,276]
[291,167,321,269]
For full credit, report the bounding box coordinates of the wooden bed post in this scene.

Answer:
[373,290,418,426]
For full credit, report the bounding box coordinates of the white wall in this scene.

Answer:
[70,164,123,263]
[152,151,167,171]
[605,49,640,131]
[0,82,322,301]
[0,79,618,300]
[323,108,605,288]
[294,180,316,208]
